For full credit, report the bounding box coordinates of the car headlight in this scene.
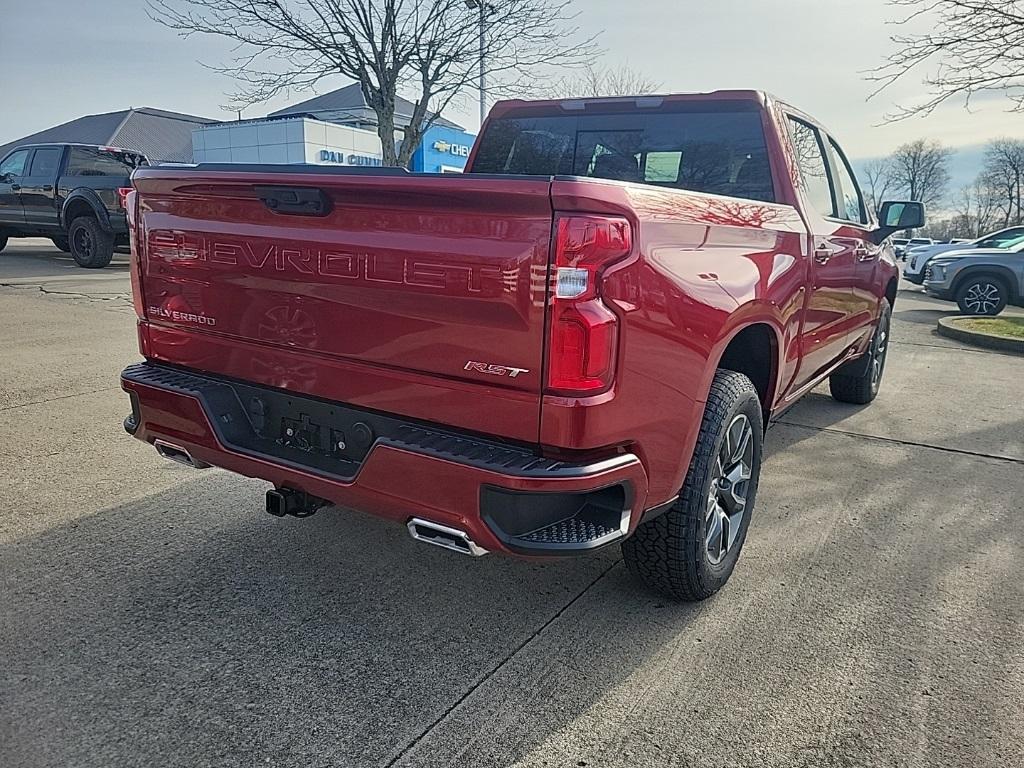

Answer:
[928,262,951,280]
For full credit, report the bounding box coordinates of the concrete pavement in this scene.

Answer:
[1,241,1022,767]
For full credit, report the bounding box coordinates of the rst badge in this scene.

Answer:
[464,361,530,379]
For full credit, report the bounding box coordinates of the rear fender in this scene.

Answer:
[61,189,111,231]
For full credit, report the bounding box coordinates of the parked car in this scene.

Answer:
[0,143,147,267]
[904,225,1024,284]
[923,243,1024,315]
[120,90,921,601]
[892,237,910,260]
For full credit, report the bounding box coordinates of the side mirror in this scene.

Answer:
[870,200,926,244]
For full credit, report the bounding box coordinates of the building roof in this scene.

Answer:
[0,107,219,163]
[269,83,464,130]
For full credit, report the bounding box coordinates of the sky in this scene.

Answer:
[1,0,1021,179]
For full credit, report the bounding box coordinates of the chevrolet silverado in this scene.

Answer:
[120,91,923,601]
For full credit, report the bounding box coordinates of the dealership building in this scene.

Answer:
[2,84,477,172]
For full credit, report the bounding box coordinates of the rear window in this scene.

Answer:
[66,147,147,177]
[471,105,774,202]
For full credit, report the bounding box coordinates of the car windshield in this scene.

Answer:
[977,230,1024,249]
[470,103,775,202]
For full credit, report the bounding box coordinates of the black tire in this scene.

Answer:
[955,274,1009,316]
[68,216,114,268]
[51,234,70,252]
[830,298,891,405]
[622,370,763,602]
[0,234,7,253]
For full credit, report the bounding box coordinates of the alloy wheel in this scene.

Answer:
[73,227,93,260]
[705,414,754,565]
[963,282,1001,315]
[871,310,889,391]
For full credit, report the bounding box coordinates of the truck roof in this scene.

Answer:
[488,90,773,119]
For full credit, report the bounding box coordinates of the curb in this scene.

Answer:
[936,317,1024,354]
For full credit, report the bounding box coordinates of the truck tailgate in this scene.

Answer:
[131,167,554,443]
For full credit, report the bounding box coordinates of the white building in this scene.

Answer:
[190,84,477,171]
[192,116,384,166]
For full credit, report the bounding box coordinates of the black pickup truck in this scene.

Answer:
[0,143,147,268]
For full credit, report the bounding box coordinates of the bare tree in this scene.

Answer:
[148,0,598,167]
[549,63,660,98]
[869,0,1024,118]
[981,138,1024,226]
[861,158,893,216]
[956,178,1000,237]
[886,139,952,208]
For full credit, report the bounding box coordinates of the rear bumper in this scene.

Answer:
[121,363,650,557]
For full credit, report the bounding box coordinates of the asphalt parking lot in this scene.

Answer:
[1,238,1022,768]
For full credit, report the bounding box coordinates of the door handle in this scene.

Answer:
[10,184,20,191]
[813,245,834,264]
[854,244,875,261]
[42,184,53,191]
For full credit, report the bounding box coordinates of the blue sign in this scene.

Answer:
[410,125,477,173]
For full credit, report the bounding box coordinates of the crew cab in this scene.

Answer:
[0,143,147,267]
[120,91,922,601]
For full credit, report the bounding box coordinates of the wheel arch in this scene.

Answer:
[885,277,898,309]
[708,320,782,423]
[60,189,111,232]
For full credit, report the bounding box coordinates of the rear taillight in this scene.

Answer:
[125,189,146,321]
[117,187,133,209]
[546,215,632,395]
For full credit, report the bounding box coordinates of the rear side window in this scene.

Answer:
[471,106,775,202]
[787,117,835,217]
[28,147,63,177]
[977,227,1024,248]
[66,147,146,176]
[0,149,30,179]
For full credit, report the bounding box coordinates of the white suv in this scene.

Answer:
[904,226,1024,284]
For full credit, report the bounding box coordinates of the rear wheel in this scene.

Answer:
[956,275,1008,316]
[622,370,763,602]
[69,216,114,268]
[830,298,890,405]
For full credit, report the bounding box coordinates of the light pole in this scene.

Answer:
[464,0,496,125]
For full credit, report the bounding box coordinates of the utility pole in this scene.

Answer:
[465,0,496,125]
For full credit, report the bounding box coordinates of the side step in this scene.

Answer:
[407,518,489,557]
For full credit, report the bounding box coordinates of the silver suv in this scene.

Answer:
[923,243,1024,315]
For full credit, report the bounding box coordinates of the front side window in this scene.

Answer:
[28,147,62,177]
[828,138,866,224]
[0,149,30,179]
[786,117,835,217]
[471,105,775,203]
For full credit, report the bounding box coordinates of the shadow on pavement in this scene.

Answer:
[2,407,1022,767]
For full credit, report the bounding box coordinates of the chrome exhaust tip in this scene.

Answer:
[154,439,210,469]
[407,518,488,557]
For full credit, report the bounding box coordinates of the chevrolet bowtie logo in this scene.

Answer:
[433,140,451,152]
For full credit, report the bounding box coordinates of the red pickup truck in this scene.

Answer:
[121,91,923,601]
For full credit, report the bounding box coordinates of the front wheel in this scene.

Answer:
[956,275,1008,316]
[829,298,891,405]
[622,370,763,602]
